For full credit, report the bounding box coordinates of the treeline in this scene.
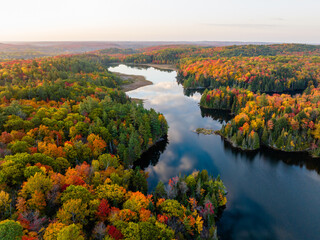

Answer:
[178,56,320,92]
[200,88,254,113]
[97,44,320,65]
[201,87,320,156]
[0,56,122,102]
[0,51,56,60]
[122,47,195,64]
[196,44,320,58]
[97,44,320,94]
[0,53,227,239]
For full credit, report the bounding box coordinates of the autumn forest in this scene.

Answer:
[0,43,320,239]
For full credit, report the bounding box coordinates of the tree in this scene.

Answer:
[20,172,53,198]
[9,141,30,154]
[23,166,43,179]
[0,131,13,144]
[96,199,111,222]
[312,123,320,139]
[106,225,124,240]
[127,131,141,167]
[87,134,107,158]
[253,132,260,149]
[159,199,184,218]
[92,222,106,240]
[0,153,31,186]
[128,169,148,194]
[261,127,268,145]
[57,224,85,240]
[43,222,66,240]
[0,220,23,240]
[123,191,150,213]
[96,184,126,207]
[276,135,285,149]
[18,211,47,233]
[19,172,53,212]
[0,191,11,219]
[61,185,93,205]
[98,154,119,170]
[57,199,89,225]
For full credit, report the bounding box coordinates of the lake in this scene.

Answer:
[109,64,320,240]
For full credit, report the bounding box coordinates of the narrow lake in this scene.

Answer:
[109,64,320,240]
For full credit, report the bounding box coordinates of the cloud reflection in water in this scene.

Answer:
[109,64,320,240]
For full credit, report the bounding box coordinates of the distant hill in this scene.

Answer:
[1,41,318,60]
[0,41,273,59]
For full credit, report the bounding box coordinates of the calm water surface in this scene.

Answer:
[109,64,320,240]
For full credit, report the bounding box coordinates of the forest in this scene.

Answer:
[106,44,320,65]
[104,44,320,93]
[178,56,320,92]
[99,43,320,158]
[0,54,227,239]
[2,42,320,239]
[200,87,320,155]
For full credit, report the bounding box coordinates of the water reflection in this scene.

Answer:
[109,64,320,240]
[221,137,320,174]
[134,137,168,169]
[200,107,234,124]
[125,63,174,73]
[183,88,206,97]
[217,196,278,240]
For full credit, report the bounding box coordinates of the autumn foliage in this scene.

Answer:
[0,52,226,240]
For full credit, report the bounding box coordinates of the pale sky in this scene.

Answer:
[1,0,320,43]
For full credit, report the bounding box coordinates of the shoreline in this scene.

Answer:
[215,130,319,158]
[110,62,178,72]
[113,72,153,92]
[215,130,258,152]
[142,63,178,71]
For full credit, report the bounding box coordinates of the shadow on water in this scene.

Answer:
[183,88,205,97]
[200,107,234,124]
[220,136,320,173]
[124,64,174,73]
[134,136,169,170]
[217,196,277,240]
[110,64,320,240]
[259,146,320,174]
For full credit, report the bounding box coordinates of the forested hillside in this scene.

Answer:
[200,87,320,156]
[179,56,320,92]
[0,54,227,239]
[103,44,320,65]
[99,43,320,157]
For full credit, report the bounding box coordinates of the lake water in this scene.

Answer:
[109,64,320,240]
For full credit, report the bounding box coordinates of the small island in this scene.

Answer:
[193,128,215,135]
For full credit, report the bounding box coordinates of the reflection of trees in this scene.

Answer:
[200,107,233,124]
[217,196,277,240]
[125,64,174,73]
[221,136,320,174]
[134,136,168,170]
[183,88,205,97]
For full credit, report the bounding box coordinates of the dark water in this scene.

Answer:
[109,64,320,240]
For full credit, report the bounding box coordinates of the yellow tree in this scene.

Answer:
[57,199,89,225]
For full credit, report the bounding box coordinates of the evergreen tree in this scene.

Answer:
[261,127,268,145]
[253,132,260,149]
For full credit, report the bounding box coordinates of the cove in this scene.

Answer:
[108,64,320,240]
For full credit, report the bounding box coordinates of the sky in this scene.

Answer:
[1,0,320,43]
